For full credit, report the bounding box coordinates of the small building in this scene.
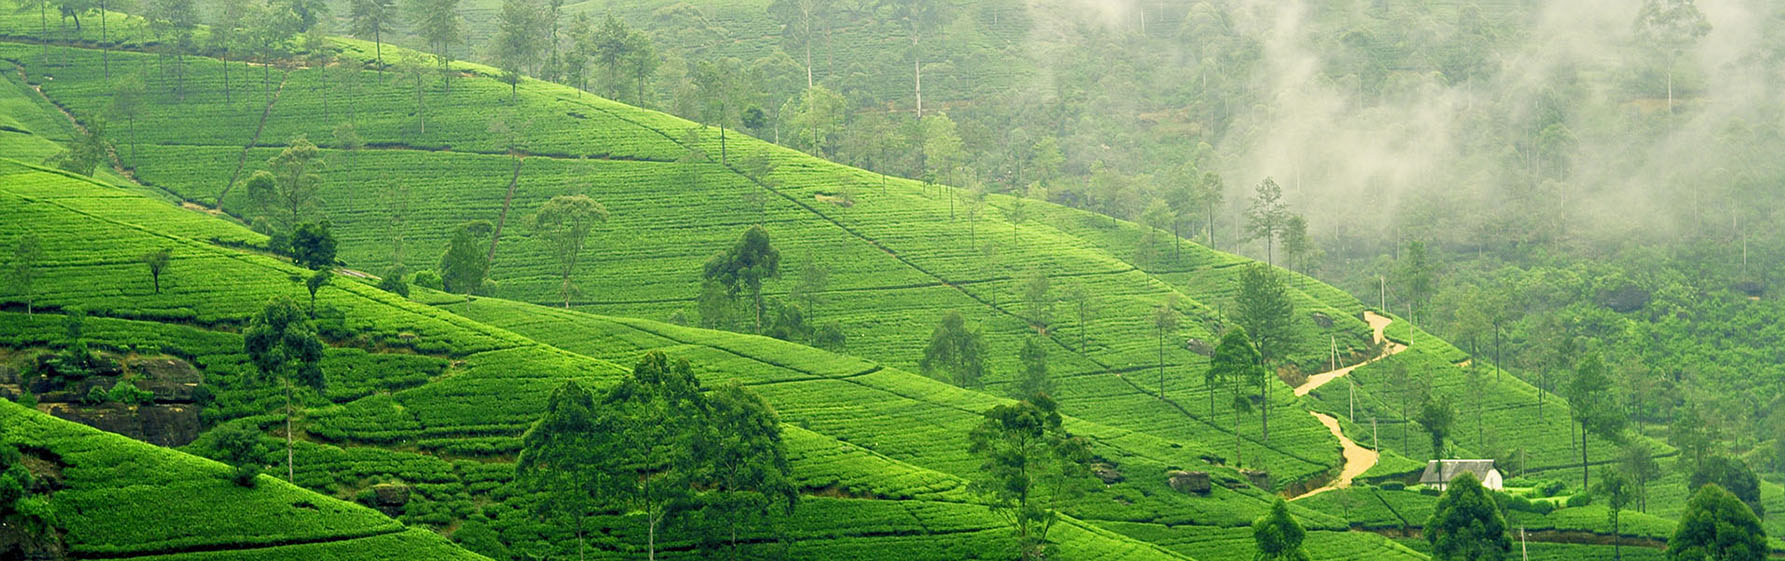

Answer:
[1419,460,1503,491]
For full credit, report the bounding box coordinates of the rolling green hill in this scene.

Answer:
[0,15,1773,561]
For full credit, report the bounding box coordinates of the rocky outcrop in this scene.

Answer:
[41,403,202,448]
[1167,470,1211,494]
[3,354,206,447]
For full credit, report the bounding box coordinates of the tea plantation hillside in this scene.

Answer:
[0,399,491,560]
[0,16,1763,561]
[0,31,1380,490]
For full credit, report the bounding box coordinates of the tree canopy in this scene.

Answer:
[1425,472,1511,561]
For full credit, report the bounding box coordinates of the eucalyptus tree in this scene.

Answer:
[532,195,609,308]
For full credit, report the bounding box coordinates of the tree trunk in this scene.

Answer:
[223,52,231,103]
[100,0,109,77]
[1580,422,1589,490]
[913,47,922,119]
[375,29,383,83]
[285,382,295,482]
[486,157,524,265]
[1261,365,1269,442]
[1157,330,1165,398]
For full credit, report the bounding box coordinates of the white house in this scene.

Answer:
[1418,459,1503,491]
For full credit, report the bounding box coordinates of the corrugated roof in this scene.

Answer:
[1419,459,1497,484]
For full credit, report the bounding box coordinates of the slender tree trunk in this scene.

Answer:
[375,29,383,83]
[913,33,928,117]
[223,52,231,103]
[1580,422,1589,490]
[100,1,109,76]
[1261,363,1269,442]
[285,381,295,482]
[39,2,47,67]
[1158,330,1165,398]
[486,157,524,264]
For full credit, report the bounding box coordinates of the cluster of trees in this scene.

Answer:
[694,226,844,352]
[517,352,795,560]
[1416,469,1770,561]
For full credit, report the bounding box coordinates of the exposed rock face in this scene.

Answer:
[1310,312,1333,328]
[5,355,206,447]
[1093,463,1124,484]
[371,484,412,517]
[1167,470,1211,494]
[42,403,203,448]
[1184,338,1215,357]
[1243,469,1271,491]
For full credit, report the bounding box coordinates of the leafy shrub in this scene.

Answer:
[85,385,108,405]
[377,273,411,298]
[1380,481,1406,491]
[412,270,444,290]
[1565,493,1592,508]
[107,379,155,405]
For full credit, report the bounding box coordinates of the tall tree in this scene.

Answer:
[243,296,325,483]
[1209,326,1263,467]
[1252,499,1311,561]
[966,393,1092,561]
[245,136,327,231]
[1594,468,1637,561]
[207,0,247,101]
[768,0,829,88]
[692,57,743,164]
[1633,0,1709,115]
[492,0,543,102]
[1022,270,1051,329]
[1153,295,1179,398]
[108,74,145,162]
[695,382,797,559]
[790,256,829,319]
[347,0,395,80]
[289,221,336,270]
[1244,177,1290,267]
[1425,472,1511,561]
[703,225,780,332]
[1418,393,1455,459]
[589,13,634,99]
[1565,353,1626,490]
[784,85,846,157]
[303,269,330,317]
[7,232,43,315]
[45,117,113,177]
[1014,335,1052,399]
[1667,484,1768,561]
[138,248,171,294]
[1234,263,1292,441]
[1622,442,1661,512]
[876,0,948,118]
[1690,456,1765,520]
[438,220,491,295]
[517,381,609,561]
[404,0,461,89]
[1280,214,1315,279]
[921,310,988,388]
[1395,240,1435,318]
[1064,283,1095,352]
[1197,171,1225,248]
[605,352,701,561]
[533,195,609,308]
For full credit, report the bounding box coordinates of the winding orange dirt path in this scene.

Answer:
[1288,311,1405,501]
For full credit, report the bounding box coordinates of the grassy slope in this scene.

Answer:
[0,32,1375,489]
[0,400,486,560]
[0,154,1204,559]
